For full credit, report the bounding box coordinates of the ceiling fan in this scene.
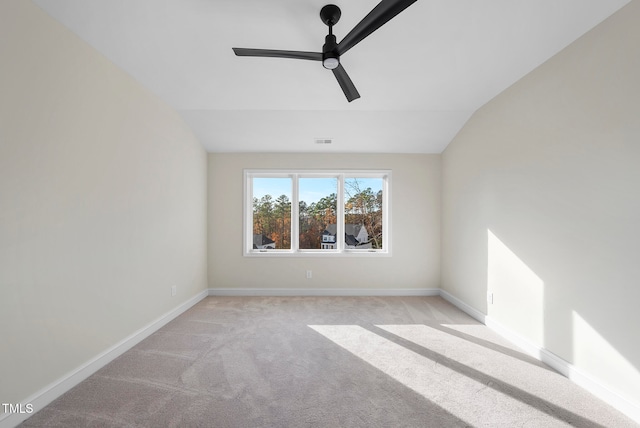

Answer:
[232,0,418,102]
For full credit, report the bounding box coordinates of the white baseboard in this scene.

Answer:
[439,289,486,323]
[487,315,640,424]
[440,290,640,425]
[484,316,544,360]
[0,290,208,428]
[208,288,440,297]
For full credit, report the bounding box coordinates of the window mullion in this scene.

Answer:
[337,174,345,252]
[383,174,390,253]
[246,173,253,253]
[291,174,299,252]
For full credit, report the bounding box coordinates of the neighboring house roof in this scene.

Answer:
[346,224,365,238]
[253,234,275,248]
[324,224,337,236]
[323,224,369,247]
[324,224,365,237]
[345,234,359,246]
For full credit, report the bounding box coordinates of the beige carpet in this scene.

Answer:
[20,296,637,427]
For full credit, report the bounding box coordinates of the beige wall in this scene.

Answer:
[442,0,640,409]
[0,1,208,405]
[208,153,440,291]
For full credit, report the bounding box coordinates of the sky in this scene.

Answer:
[253,177,383,204]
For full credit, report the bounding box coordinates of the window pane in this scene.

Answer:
[298,177,338,250]
[344,177,383,249]
[252,177,291,250]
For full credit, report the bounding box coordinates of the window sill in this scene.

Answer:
[244,250,391,257]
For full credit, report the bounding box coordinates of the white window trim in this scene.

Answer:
[244,169,391,257]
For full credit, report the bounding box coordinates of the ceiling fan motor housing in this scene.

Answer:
[322,34,339,69]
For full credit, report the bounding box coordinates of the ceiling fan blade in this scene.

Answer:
[336,0,417,56]
[232,48,322,61]
[332,64,360,102]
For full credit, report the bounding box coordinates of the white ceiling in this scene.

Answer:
[32,0,629,153]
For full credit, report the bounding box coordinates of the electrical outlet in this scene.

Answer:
[306,270,312,279]
[487,291,493,304]
[171,285,177,296]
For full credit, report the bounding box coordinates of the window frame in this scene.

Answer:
[244,169,391,257]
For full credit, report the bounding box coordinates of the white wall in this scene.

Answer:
[442,0,640,412]
[0,0,208,406]
[208,153,440,292]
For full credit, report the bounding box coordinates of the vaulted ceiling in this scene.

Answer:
[33,0,630,153]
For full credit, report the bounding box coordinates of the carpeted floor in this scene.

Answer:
[20,296,638,427]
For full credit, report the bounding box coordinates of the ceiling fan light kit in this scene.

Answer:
[232,0,417,102]
[322,35,339,70]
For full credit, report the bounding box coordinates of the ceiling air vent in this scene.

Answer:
[314,138,333,145]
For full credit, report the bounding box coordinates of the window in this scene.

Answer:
[251,177,292,250]
[299,177,337,251]
[245,170,390,256]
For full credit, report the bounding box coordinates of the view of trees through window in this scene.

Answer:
[299,178,337,250]
[252,178,292,250]
[344,177,383,249]
[251,176,384,251]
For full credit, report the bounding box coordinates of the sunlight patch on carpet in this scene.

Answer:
[308,324,569,427]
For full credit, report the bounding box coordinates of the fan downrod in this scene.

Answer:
[320,4,341,27]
